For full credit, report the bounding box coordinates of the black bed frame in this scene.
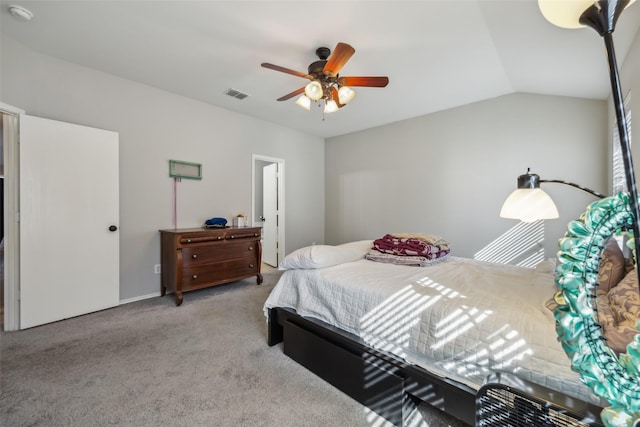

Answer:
[267,307,605,426]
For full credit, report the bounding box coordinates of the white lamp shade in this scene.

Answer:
[295,95,311,110]
[338,86,355,104]
[500,188,559,222]
[538,0,636,28]
[324,99,338,113]
[305,81,324,101]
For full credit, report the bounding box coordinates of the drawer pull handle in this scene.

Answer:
[230,235,235,239]
[248,246,254,251]
[192,254,197,259]
[217,236,222,240]
[192,274,198,279]
[249,264,254,268]
[186,239,192,243]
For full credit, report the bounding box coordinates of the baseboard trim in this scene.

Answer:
[120,292,161,305]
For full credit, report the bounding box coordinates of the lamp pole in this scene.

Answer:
[581,0,640,286]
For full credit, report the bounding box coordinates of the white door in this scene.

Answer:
[20,115,119,329]
[262,163,278,267]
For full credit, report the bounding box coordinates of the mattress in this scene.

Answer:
[263,256,602,405]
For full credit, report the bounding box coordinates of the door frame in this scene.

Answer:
[251,154,285,266]
[1,102,24,331]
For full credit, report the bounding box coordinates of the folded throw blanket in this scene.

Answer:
[373,234,450,260]
[365,249,448,267]
[391,233,450,252]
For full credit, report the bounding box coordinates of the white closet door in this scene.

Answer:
[20,115,119,329]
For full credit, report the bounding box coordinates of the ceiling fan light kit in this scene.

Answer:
[261,42,389,114]
[338,86,355,104]
[304,80,324,101]
[324,99,339,113]
[295,95,311,111]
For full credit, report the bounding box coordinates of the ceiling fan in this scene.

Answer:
[261,42,389,113]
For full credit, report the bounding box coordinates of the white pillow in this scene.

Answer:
[279,241,372,270]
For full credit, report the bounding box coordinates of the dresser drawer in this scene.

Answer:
[225,229,261,240]
[182,241,258,266]
[182,259,259,289]
[177,230,225,245]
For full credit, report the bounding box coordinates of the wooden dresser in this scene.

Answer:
[159,226,262,306]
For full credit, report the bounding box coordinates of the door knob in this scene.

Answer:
[108,225,118,232]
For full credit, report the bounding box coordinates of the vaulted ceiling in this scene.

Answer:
[2,0,639,138]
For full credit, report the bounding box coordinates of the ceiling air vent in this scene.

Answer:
[224,88,249,100]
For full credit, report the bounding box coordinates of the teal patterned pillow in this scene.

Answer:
[598,237,626,293]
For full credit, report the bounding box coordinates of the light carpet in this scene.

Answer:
[0,270,468,426]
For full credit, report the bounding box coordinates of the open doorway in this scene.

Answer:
[1,113,4,328]
[252,155,285,269]
[1,103,22,331]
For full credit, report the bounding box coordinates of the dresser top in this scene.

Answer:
[159,226,261,234]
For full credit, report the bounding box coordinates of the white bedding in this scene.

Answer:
[263,256,601,405]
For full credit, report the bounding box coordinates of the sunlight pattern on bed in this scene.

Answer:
[360,284,438,357]
[263,257,602,405]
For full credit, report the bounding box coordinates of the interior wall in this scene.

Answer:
[325,93,607,261]
[0,36,325,301]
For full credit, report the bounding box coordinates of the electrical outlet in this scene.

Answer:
[154,264,161,274]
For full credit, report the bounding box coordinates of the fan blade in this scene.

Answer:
[261,63,312,79]
[339,76,389,87]
[323,42,355,77]
[277,87,305,101]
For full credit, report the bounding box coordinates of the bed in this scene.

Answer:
[263,238,610,426]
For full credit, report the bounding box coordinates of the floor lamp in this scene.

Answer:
[539,2,640,425]
[539,0,638,281]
